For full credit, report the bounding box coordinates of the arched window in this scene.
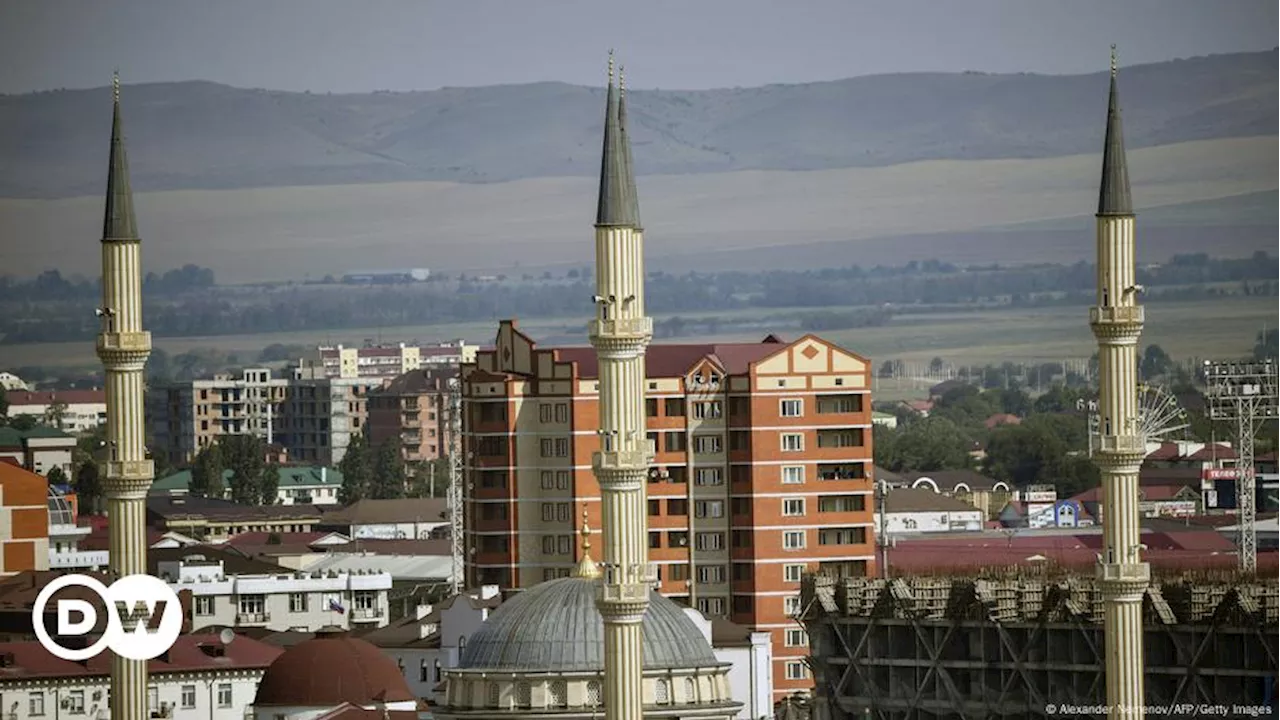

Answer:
[655,678,671,704]
[458,636,467,652]
[486,682,500,708]
[684,677,697,703]
[516,681,531,707]
[548,681,567,708]
[585,680,602,706]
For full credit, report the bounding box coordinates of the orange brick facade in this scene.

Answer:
[461,320,876,698]
[0,463,51,576]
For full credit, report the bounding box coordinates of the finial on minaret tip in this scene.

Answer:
[1110,45,1117,78]
[575,507,601,579]
[608,50,615,84]
[112,70,120,102]
[619,65,626,98]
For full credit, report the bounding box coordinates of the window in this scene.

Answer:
[785,628,808,647]
[785,660,809,680]
[420,659,431,682]
[684,677,697,703]
[780,399,803,417]
[239,594,265,615]
[781,433,804,452]
[694,500,724,518]
[554,403,569,423]
[728,430,750,451]
[695,532,724,551]
[665,432,687,452]
[693,434,722,454]
[180,686,196,709]
[782,465,805,484]
[782,498,805,516]
[556,470,570,489]
[649,531,662,549]
[655,679,671,704]
[148,688,159,712]
[194,596,215,615]
[818,394,863,413]
[784,563,806,583]
[540,471,554,489]
[783,530,806,550]
[487,683,500,708]
[731,530,753,548]
[693,401,722,419]
[648,499,661,516]
[817,428,864,448]
[732,595,754,613]
[695,468,723,486]
[516,681,532,707]
[586,680,602,705]
[697,565,726,584]
[539,404,553,423]
[542,536,557,554]
[667,498,688,515]
[217,684,233,708]
[696,597,726,615]
[541,503,555,522]
[667,531,689,549]
[668,563,689,581]
[664,398,686,416]
[558,535,572,555]
[289,593,308,613]
[819,527,868,545]
[646,398,659,417]
[29,692,45,717]
[784,595,802,616]
[549,680,567,708]
[66,690,85,714]
[556,503,571,522]
[819,494,866,512]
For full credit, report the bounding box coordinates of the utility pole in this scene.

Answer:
[1203,359,1278,572]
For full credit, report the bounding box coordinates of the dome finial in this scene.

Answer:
[575,506,600,579]
[1110,44,1117,78]
[112,70,120,102]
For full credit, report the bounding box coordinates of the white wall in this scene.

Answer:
[351,521,447,540]
[715,633,774,720]
[874,509,984,535]
[7,402,106,434]
[0,671,264,720]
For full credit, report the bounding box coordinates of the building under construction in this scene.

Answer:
[800,571,1279,720]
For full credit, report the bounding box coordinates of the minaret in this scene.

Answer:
[96,72,155,720]
[589,51,653,720]
[1090,47,1148,720]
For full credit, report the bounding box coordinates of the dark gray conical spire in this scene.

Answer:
[617,66,642,229]
[1097,46,1132,216]
[103,72,140,242]
[595,52,640,228]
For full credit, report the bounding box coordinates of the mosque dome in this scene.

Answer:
[253,627,415,707]
[458,574,722,672]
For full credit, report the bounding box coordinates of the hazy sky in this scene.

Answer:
[0,0,1275,94]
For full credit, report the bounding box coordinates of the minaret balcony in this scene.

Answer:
[1095,434,1145,454]
[1089,305,1144,326]
[588,317,653,340]
[97,331,152,351]
[1098,562,1150,584]
[593,448,652,473]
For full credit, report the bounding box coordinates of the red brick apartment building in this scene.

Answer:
[461,319,876,698]
[366,366,456,465]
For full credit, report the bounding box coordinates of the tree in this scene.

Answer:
[220,435,267,505]
[338,434,372,505]
[190,444,225,498]
[878,416,973,472]
[46,466,69,487]
[8,414,36,431]
[983,424,1066,487]
[259,462,280,505]
[1140,344,1173,380]
[370,438,406,500]
[408,458,450,498]
[929,357,945,374]
[42,400,68,429]
[1255,329,1279,360]
[0,385,8,422]
[74,460,103,515]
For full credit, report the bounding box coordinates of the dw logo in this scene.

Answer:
[32,574,184,661]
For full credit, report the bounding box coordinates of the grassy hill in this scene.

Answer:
[0,50,1274,198]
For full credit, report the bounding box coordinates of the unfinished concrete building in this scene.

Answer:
[800,572,1279,720]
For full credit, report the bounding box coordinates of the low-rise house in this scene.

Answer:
[873,488,984,536]
[317,498,449,540]
[0,632,282,720]
[998,498,1090,529]
[897,469,1012,519]
[151,466,345,505]
[1073,484,1201,522]
[147,496,325,543]
[3,389,106,434]
[0,426,76,477]
[45,486,104,571]
[157,547,393,633]
[871,412,898,429]
[984,413,1021,429]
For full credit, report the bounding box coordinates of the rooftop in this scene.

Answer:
[0,633,282,679]
[152,466,343,493]
[320,498,448,526]
[882,487,984,514]
[4,389,105,406]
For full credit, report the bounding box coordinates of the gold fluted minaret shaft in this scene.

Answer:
[589,52,651,720]
[1089,48,1148,720]
[95,74,155,720]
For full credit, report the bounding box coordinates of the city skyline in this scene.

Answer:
[0,0,1275,95]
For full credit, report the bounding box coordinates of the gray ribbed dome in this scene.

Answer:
[458,576,721,672]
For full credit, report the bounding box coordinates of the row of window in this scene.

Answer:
[646,493,866,519]
[191,591,379,616]
[475,460,868,491]
[17,683,235,717]
[476,428,866,459]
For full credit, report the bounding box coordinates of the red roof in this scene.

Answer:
[551,338,787,380]
[4,389,105,406]
[1186,444,1237,461]
[1146,442,1183,461]
[1072,485,1196,503]
[1256,451,1277,463]
[984,413,1021,429]
[0,633,282,678]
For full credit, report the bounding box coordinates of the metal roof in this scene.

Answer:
[458,575,721,672]
[103,73,140,242]
[1097,51,1132,216]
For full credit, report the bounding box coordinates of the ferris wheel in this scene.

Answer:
[1077,383,1189,455]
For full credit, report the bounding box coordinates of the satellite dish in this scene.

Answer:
[219,628,235,645]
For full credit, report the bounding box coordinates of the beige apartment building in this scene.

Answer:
[311,341,476,379]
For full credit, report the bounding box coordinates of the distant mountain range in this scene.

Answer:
[0,50,1274,198]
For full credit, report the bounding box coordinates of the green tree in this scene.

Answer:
[408,458,451,498]
[929,357,945,374]
[42,400,68,429]
[220,435,266,505]
[983,424,1066,487]
[1052,455,1101,499]
[46,466,69,487]
[1032,384,1086,414]
[190,444,225,498]
[9,414,37,431]
[1140,344,1174,380]
[0,385,8,422]
[74,460,103,515]
[879,416,973,472]
[338,434,372,505]
[370,438,406,499]
[259,462,280,505]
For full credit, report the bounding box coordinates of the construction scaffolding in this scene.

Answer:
[447,375,466,595]
[801,572,1279,720]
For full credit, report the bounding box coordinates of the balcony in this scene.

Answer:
[236,612,270,626]
[49,550,110,570]
[350,607,384,622]
[1089,305,1144,325]
[818,463,866,481]
[588,317,653,340]
[1095,434,1146,454]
